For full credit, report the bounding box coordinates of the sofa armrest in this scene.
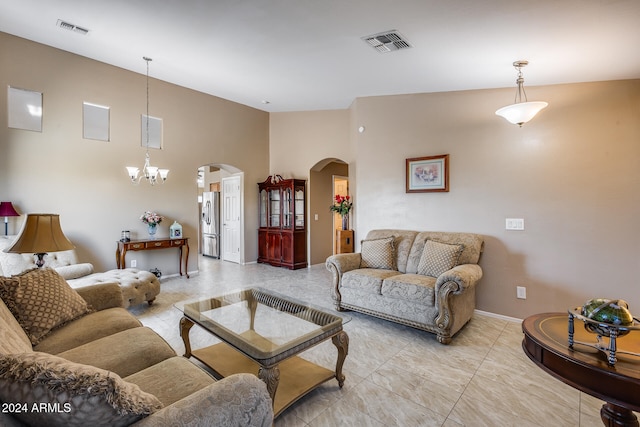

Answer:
[326,253,362,279]
[326,253,362,306]
[435,264,483,296]
[74,282,125,310]
[132,373,273,427]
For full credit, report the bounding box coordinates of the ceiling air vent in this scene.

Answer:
[362,30,412,53]
[56,19,89,35]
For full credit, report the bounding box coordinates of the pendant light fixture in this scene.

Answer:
[495,60,548,127]
[126,57,169,185]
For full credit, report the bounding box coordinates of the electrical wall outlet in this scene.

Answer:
[516,286,527,299]
[131,259,137,268]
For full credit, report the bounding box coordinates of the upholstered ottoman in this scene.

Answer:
[68,269,160,308]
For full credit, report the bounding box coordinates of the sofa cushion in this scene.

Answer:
[381,274,436,305]
[56,263,94,280]
[34,307,142,355]
[0,352,163,427]
[406,232,484,273]
[0,246,80,277]
[364,230,418,273]
[0,299,32,354]
[0,268,93,345]
[417,240,464,277]
[342,268,402,295]
[125,357,215,407]
[360,236,396,270]
[58,327,177,378]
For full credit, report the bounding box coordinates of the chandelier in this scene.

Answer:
[495,60,548,127]
[126,57,169,185]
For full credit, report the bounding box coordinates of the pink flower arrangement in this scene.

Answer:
[140,211,164,226]
[329,195,353,217]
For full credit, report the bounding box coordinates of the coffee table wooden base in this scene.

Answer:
[192,344,337,417]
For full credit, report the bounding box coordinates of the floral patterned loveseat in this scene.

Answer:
[326,229,484,344]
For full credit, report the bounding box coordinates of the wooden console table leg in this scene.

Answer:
[184,242,190,278]
[258,365,280,405]
[600,403,639,427]
[332,331,349,387]
[179,317,195,358]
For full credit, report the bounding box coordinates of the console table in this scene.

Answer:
[522,313,640,426]
[116,237,190,278]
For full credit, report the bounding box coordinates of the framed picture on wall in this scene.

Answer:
[406,154,449,193]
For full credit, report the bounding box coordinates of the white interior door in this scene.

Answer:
[222,175,242,263]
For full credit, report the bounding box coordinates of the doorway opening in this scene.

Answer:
[197,164,244,267]
[308,159,349,265]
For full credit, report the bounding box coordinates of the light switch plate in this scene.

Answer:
[506,218,525,230]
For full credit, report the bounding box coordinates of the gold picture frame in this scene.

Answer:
[406,154,449,193]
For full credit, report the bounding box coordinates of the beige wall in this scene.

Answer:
[271,80,640,320]
[0,32,269,273]
[269,110,352,177]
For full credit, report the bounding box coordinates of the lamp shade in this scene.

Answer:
[4,214,75,254]
[495,101,548,126]
[0,202,20,217]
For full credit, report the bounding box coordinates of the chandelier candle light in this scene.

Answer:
[495,60,548,127]
[126,57,169,185]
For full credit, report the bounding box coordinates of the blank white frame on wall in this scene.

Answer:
[83,102,110,141]
[8,86,42,132]
[141,114,163,149]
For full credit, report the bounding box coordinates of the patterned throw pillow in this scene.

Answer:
[0,352,163,427]
[417,240,464,277]
[0,268,93,345]
[360,236,396,270]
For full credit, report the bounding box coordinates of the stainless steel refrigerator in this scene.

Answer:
[201,191,220,258]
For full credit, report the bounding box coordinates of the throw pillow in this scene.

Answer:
[0,352,163,427]
[0,268,94,345]
[417,240,464,277]
[360,236,396,270]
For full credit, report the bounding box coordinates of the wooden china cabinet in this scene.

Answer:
[257,175,307,269]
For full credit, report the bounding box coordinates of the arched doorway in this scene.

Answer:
[197,163,245,268]
[308,158,349,265]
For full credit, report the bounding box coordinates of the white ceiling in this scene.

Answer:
[1,0,639,112]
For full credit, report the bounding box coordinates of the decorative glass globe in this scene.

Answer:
[580,298,634,337]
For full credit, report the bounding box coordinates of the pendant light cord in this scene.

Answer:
[144,57,151,154]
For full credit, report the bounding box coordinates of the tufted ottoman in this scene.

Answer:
[68,268,160,308]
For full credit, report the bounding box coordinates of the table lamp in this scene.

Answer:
[3,213,75,268]
[0,201,20,236]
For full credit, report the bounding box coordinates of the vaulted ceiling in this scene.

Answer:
[1,0,639,112]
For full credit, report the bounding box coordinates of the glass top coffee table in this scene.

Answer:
[175,287,349,418]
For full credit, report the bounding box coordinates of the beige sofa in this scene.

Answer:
[0,236,160,307]
[326,229,484,344]
[0,268,273,426]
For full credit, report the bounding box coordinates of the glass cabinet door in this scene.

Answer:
[259,189,267,228]
[294,187,305,229]
[283,188,292,229]
[269,188,280,227]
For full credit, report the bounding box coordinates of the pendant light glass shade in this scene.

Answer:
[495,101,548,126]
[495,60,548,127]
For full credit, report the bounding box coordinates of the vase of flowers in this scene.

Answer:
[330,195,353,230]
[140,211,164,238]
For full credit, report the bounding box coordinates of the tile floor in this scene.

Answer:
[129,257,619,427]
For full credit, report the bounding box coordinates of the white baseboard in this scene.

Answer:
[474,309,522,323]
